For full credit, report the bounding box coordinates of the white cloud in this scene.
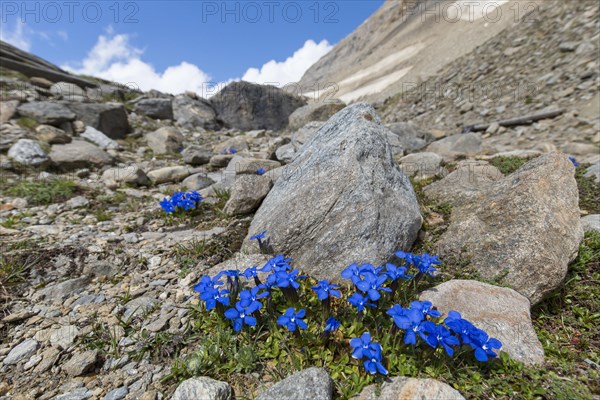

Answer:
[242,39,332,85]
[0,21,32,51]
[63,33,211,96]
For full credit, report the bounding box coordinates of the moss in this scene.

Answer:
[488,156,528,175]
[575,166,600,213]
[16,117,39,129]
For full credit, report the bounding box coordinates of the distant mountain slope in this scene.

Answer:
[0,40,97,88]
[299,0,523,103]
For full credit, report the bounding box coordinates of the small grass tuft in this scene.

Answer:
[16,117,39,129]
[488,156,529,175]
[6,177,79,205]
[575,166,600,213]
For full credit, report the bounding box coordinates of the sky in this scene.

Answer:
[0,1,383,96]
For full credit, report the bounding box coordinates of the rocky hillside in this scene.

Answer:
[298,0,520,103]
[0,1,599,398]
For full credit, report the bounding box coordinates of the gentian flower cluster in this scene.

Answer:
[387,302,502,360]
[160,191,203,214]
[220,147,237,154]
[568,156,580,167]
[191,235,504,379]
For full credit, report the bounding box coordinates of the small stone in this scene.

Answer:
[172,377,233,400]
[104,386,128,400]
[66,196,89,209]
[80,126,120,150]
[147,166,193,184]
[123,297,158,320]
[486,122,500,134]
[182,145,212,166]
[36,124,72,144]
[182,173,215,191]
[8,139,49,166]
[3,338,38,365]
[581,215,600,233]
[62,350,99,376]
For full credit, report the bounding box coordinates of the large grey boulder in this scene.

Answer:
[80,126,120,150]
[243,103,422,278]
[8,139,49,166]
[210,81,306,131]
[134,98,173,120]
[49,140,113,170]
[420,280,544,365]
[257,368,333,400]
[352,377,464,400]
[173,95,219,130]
[17,101,76,126]
[63,102,131,139]
[172,377,233,400]
[287,100,346,131]
[145,126,184,154]
[435,153,583,304]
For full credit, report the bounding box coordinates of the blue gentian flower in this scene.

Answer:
[341,263,362,285]
[444,311,477,345]
[229,147,237,154]
[311,280,341,301]
[238,286,269,310]
[385,263,410,281]
[267,269,304,289]
[410,300,441,318]
[250,230,267,241]
[277,308,308,332]
[224,301,260,331]
[261,254,292,273]
[350,332,388,375]
[468,328,502,362]
[324,317,341,333]
[390,307,425,345]
[415,253,441,277]
[242,266,259,280]
[349,332,376,359]
[355,272,391,301]
[421,321,460,356]
[199,287,230,310]
[363,344,388,375]
[256,167,266,175]
[193,275,222,294]
[569,156,580,167]
[347,293,375,312]
[159,198,175,213]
